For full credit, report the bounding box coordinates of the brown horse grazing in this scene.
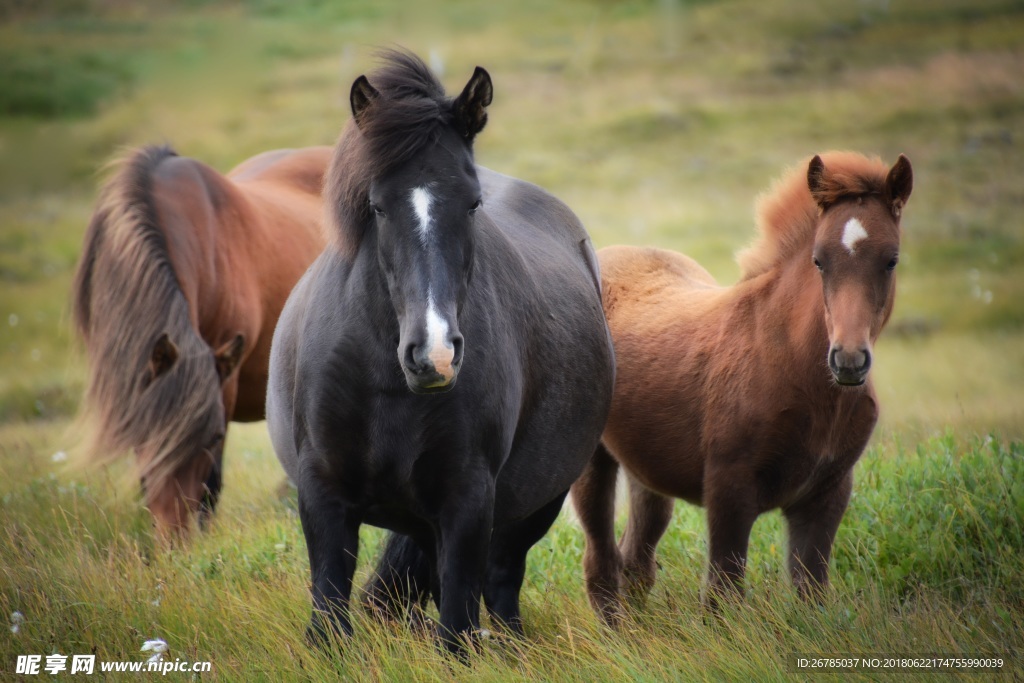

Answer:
[572,151,913,623]
[72,144,330,539]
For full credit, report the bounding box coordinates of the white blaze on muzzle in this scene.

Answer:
[425,292,455,382]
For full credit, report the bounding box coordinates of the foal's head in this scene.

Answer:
[341,54,492,393]
[808,154,913,386]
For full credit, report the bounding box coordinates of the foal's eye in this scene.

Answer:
[369,202,385,217]
[886,256,899,272]
[813,257,824,272]
[469,199,482,215]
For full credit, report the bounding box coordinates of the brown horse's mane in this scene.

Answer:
[72,145,220,495]
[737,151,891,280]
[325,49,460,256]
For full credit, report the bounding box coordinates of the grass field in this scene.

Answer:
[1,0,1022,680]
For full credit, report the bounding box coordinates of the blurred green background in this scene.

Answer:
[2,0,1022,445]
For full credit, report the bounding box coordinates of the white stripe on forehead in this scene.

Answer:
[841,217,869,254]
[411,187,433,243]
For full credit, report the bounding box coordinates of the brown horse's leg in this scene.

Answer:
[620,475,674,604]
[704,479,758,607]
[570,442,624,626]
[783,471,853,600]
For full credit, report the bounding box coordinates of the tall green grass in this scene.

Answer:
[1,424,1021,680]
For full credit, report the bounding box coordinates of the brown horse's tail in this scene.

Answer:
[71,145,221,495]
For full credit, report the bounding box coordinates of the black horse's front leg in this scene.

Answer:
[484,490,568,636]
[436,491,494,658]
[298,477,360,648]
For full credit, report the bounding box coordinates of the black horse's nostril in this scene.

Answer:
[451,333,464,368]
[403,342,426,376]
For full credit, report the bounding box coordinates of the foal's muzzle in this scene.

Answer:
[829,345,871,386]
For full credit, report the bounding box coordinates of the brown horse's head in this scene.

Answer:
[138,333,244,540]
[807,154,912,386]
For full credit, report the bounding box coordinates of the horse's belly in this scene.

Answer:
[603,428,705,504]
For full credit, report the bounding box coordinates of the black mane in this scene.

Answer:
[325,50,462,256]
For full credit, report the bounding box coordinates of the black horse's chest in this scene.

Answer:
[306,346,501,507]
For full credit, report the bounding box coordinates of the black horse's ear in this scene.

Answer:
[214,334,245,383]
[453,66,493,141]
[350,75,380,129]
[147,333,178,384]
[885,154,913,219]
[807,155,831,210]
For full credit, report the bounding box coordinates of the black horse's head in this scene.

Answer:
[343,53,492,394]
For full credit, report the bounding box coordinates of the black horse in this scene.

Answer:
[266,51,615,654]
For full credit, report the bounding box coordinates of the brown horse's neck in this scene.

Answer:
[151,158,267,342]
[150,158,225,319]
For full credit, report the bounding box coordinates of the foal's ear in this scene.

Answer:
[453,66,493,141]
[807,155,831,210]
[147,333,178,384]
[350,75,380,129]
[885,154,913,219]
[214,334,245,383]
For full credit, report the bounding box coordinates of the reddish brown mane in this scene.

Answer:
[72,145,221,491]
[737,151,890,280]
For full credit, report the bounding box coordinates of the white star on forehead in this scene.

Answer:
[411,187,433,244]
[841,217,868,253]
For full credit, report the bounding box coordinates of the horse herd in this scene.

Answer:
[71,50,913,655]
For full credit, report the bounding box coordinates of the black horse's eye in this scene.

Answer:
[469,199,482,214]
[369,202,385,217]
[886,255,899,272]
[813,256,824,272]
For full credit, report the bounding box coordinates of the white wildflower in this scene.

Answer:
[10,611,24,634]
[141,639,168,665]
[51,451,67,463]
